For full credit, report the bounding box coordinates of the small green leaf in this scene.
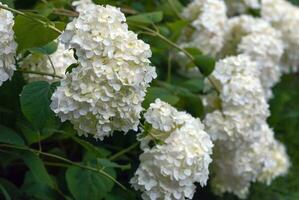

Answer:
[20,81,57,130]
[13,14,63,51]
[180,78,204,93]
[65,63,79,75]
[143,87,180,108]
[194,55,216,76]
[127,11,163,24]
[21,172,60,200]
[66,165,116,200]
[0,125,24,146]
[184,47,202,57]
[29,41,58,55]
[22,152,54,188]
[97,159,124,169]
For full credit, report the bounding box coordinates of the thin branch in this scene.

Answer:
[0,144,127,191]
[47,55,56,75]
[18,69,63,79]
[109,142,139,161]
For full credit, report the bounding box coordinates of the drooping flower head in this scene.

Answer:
[180,0,228,56]
[0,3,17,86]
[221,15,284,99]
[51,5,157,140]
[261,0,299,72]
[131,99,213,200]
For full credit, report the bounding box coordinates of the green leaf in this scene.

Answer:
[65,63,79,75]
[143,87,180,108]
[184,47,202,57]
[180,78,204,93]
[13,14,63,51]
[166,20,188,41]
[66,165,116,200]
[127,11,163,24]
[97,159,126,169]
[20,81,57,130]
[21,172,60,200]
[29,41,58,55]
[0,125,24,146]
[194,55,216,76]
[22,152,54,188]
[0,184,11,200]
[0,178,20,200]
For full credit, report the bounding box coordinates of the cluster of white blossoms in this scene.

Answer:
[21,43,76,82]
[131,99,213,200]
[224,0,261,16]
[221,15,284,99]
[203,55,290,198]
[0,3,17,86]
[261,0,299,73]
[50,5,156,140]
[180,0,227,56]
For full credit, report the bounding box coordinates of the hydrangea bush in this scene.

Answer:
[0,0,298,200]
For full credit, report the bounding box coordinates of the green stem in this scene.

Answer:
[0,144,127,191]
[109,142,139,161]
[130,23,221,94]
[18,69,63,79]
[0,4,62,34]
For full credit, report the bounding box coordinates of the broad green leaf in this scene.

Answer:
[143,87,180,108]
[66,165,116,200]
[166,20,188,41]
[16,117,55,145]
[20,81,57,130]
[127,11,163,24]
[29,41,58,55]
[22,152,54,188]
[194,55,216,76]
[0,125,24,146]
[0,184,11,200]
[180,78,204,93]
[21,172,60,200]
[97,159,127,169]
[184,47,202,57]
[13,14,63,50]
[0,178,20,200]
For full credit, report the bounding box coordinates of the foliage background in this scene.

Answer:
[0,0,298,199]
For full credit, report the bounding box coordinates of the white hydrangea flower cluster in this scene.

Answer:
[131,99,213,200]
[21,43,76,82]
[224,0,261,16]
[50,5,157,140]
[221,15,284,99]
[261,0,299,73]
[204,55,290,198]
[0,3,17,86]
[72,0,94,12]
[180,0,227,56]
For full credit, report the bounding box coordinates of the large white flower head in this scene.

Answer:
[180,0,227,56]
[21,43,76,82]
[211,55,269,118]
[221,15,284,99]
[0,3,17,86]
[224,0,261,16]
[204,111,290,199]
[51,5,156,140]
[131,99,213,200]
[261,0,299,72]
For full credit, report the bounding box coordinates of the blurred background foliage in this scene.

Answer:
[0,0,298,199]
